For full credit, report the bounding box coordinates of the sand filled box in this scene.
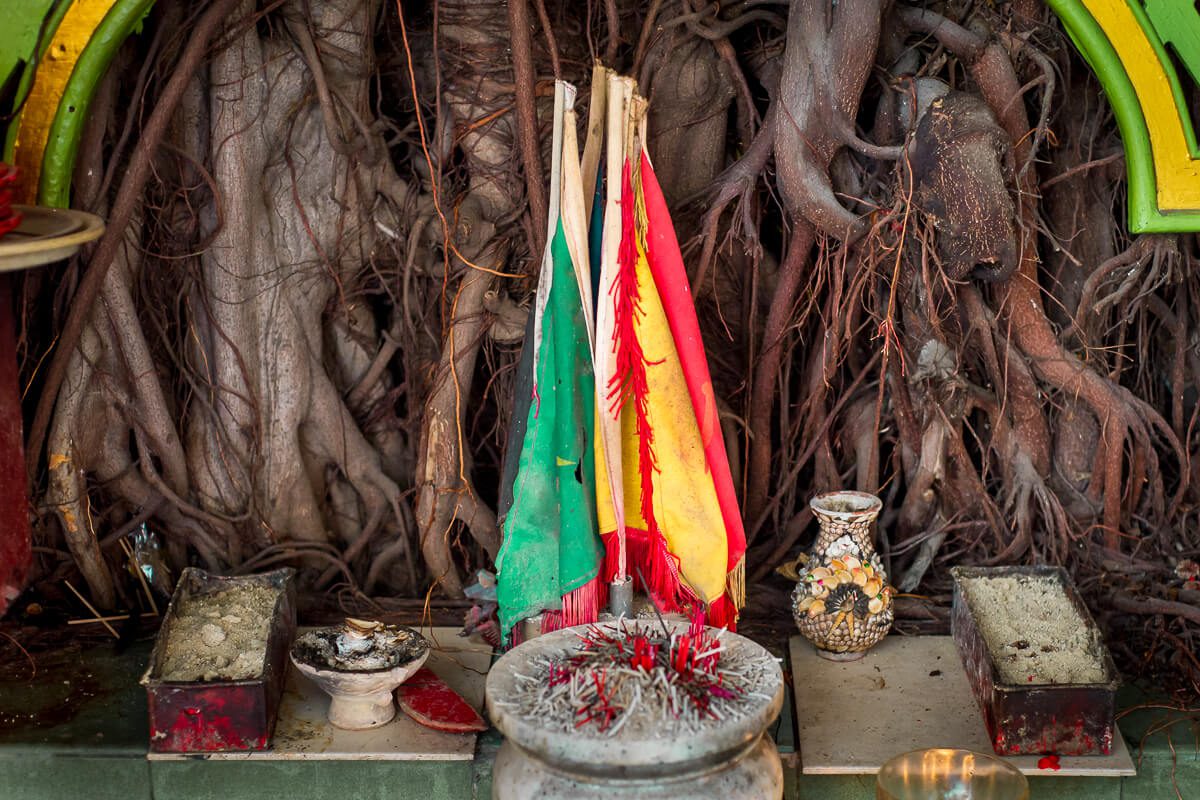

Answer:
[951,566,1118,756]
[142,568,296,753]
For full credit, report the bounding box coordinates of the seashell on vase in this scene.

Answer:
[792,491,894,661]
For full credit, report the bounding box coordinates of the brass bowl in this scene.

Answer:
[876,748,1029,800]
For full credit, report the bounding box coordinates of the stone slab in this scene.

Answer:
[148,625,491,761]
[789,635,1135,776]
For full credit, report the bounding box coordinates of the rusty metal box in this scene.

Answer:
[950,565,1119,756]
[141,567,296,752]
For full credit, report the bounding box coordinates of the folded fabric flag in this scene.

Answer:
[495,82,602,643]
[594,75,746,628]
[496,70,746,642]
[0,164,21,239]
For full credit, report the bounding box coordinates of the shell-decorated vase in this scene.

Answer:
[792,491,894,661]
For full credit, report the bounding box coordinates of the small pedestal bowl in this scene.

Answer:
[290,618,430,730]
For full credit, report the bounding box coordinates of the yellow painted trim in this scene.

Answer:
[12,0,118,203]
[1086,0,1200,210]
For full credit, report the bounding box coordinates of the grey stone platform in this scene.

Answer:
[148,625,491,762]
[789,635,1135,777]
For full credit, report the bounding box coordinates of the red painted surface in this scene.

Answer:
[0,165,21,239]
[988,708,1113,756]
[0,276,31,616]
[144,568,296,752]
[395,667,486,733]
[149,684,268,752]
[1037,755,1061,771]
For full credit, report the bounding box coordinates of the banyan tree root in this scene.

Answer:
[41,0,417,602]
[21,1,1200,700]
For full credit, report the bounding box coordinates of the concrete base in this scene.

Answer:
[493,735,782,799]
[790,635,1136,776]
[150,626,490,762]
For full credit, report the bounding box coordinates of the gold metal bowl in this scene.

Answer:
[0,205,104,271]
[876,748,1029,800]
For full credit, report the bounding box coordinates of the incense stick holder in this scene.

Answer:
[142,568,296,752]
[608,576,633,618]
[486,621,784,799]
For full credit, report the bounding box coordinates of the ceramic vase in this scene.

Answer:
[792,491,894,661]
[292,651,428,729]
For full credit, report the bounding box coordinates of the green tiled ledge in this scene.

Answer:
[0,639,153,800]
[150,759,471,800]
[0,755,152,800]
[789,774,1124,799]
[1116,685,1199,762]
[0,637,479,800]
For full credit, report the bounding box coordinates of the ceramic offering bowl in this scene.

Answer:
[290,618,430,730]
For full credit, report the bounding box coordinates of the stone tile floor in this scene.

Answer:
[147,627,491,763]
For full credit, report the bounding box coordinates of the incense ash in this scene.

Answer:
[159,584,278,682]
[493,622,778,738]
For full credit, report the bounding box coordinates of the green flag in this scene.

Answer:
[495,82,601,642]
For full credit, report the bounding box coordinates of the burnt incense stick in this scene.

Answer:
[64,580,119,638]
[493,621,776,739]
[67,612,157,626]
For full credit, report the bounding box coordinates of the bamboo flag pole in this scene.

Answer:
[598,73,631,584]
[561,105,595,352]
[596,73,639,617]
[580,62,609,222]
[528,80,570,398]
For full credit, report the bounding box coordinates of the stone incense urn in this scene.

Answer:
[486,621,785,799]
[290,618,429,730]
[792,491,894,661]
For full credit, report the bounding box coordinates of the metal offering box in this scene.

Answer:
[950,565,1119,756]
[141,567,296,753]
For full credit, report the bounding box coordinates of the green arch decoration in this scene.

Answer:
[1050,0,1200,231]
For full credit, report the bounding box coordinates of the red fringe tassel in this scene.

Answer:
[602,528,692,610]
[591,160,742,637]
[539,575,606,634]
[706,593,738,631]
[607,159,661,542]
[599,531,739,632]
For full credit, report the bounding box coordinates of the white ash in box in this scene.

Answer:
[959,573,1106,685]
[159,584,278,681]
